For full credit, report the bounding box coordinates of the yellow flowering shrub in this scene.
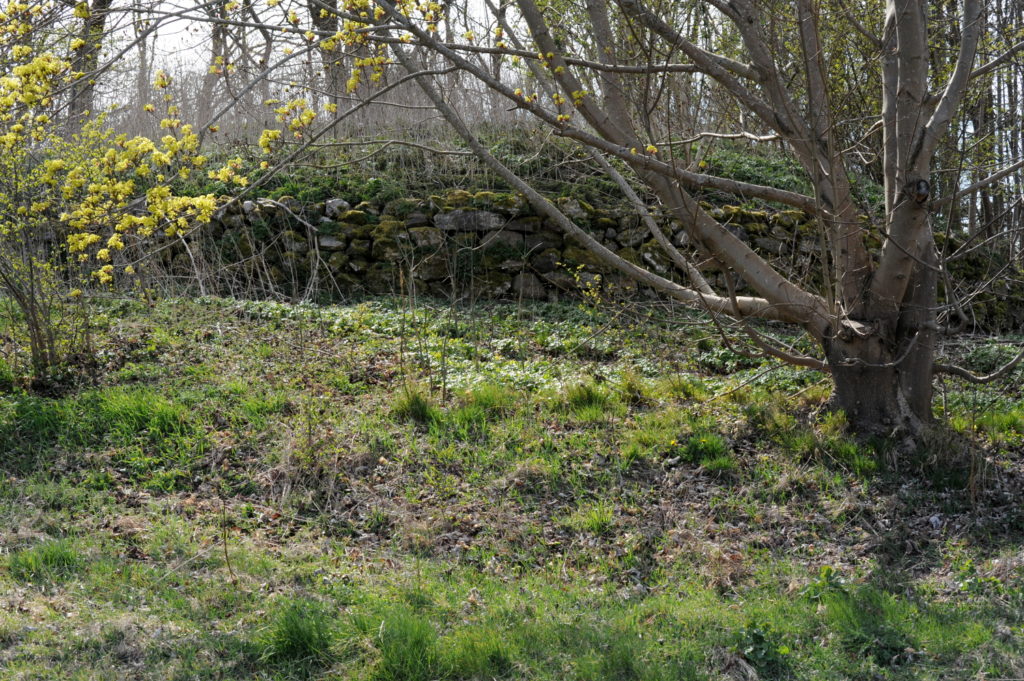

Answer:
[0,6,241,374]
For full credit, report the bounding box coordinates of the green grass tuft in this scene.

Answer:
[392,386,440,425]
[260,598,336,665]
[9,539,84,582]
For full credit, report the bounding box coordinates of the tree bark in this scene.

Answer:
[67,0,113,133]
[826,242,938,441]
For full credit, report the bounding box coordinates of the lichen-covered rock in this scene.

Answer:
[325,198,352,218]
[318,235,346,251]
[445,189,474,207]
[753,237,786,256]
[617,226,648,248]
[353,201,380,216]
[530,248,561,274]
[408,226,444,249]
[405,212,431,228]
[338,209,370,225]
[413,253,450,281]
[365,264,396,293]
[525,229,563,252]
[561,245,606,270]
[556,197,593,222]
[221,213,247,231]
[348,239,371,258]
[347,258,370,274]
[513,272,546,299]
[616,247,641,266]
[434,209,505,232]
[481,230,524,252]
[327,251,349,272]
[639,240,670,273]
[372,238,403,261]
[371,220,409,242]
[281,230,308,254]
[473,271,512,296]
[618,213,640,231]
[506,216,542,234]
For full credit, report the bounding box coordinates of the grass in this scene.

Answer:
[0,295,1022,679]
[8,539,84,582]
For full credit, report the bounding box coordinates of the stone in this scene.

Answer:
[525,229,563,252]
[408,226,444,249]
[506,216,542,234]
[383,198,424,218]
[618,213,640,231]
[413,253,450,281]
[365,264,395,293]
[555,196,590,221]
[499,259,528,273]
[404,212,431,228]
[541,271,577,291]
[434,209,505,232]
[754,237,787,255]
[348,239,371,257]
[473,272,512,296]
[561,245,606,270]
[347,258,370,274]
[281,230,308,254]
[640,240,670,273]
[445,189,474,207]
[617,226,649,248]
[530,248,561,274]
[616,247,641,266]
[327,251,349,272]
[318,235,346,251]
[481,230,524,251]
[372,238,403,261]
[338,209,369,225]
[353,201,380,216]
[513,273,546,299]
[325,198,352,218]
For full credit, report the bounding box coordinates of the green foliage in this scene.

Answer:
[734,622,792,678]
[823,586,915,667]
[357,608,446,681]
[9,539,84,582]
[392,385,440,425]
[260,598,336,665]
[701,145,812,198]
[684,431,729,463]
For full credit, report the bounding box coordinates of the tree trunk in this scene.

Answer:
[824,245,938,442]
[67,0,112,133]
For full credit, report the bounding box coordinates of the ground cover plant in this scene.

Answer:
[1,295,1023,680]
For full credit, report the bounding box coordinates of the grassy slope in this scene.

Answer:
[1,296,1023,680]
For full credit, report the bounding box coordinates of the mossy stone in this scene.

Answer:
[338,210,369,225]
[561,245,606,270]
[445,189,474,207]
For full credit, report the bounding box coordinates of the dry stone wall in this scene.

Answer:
[180,188,1023,330]
[193,189,831,301]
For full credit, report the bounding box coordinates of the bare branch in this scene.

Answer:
[970,39,1024,81]
[934,347,1024,383]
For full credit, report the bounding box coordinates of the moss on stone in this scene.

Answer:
[338,210,370,226]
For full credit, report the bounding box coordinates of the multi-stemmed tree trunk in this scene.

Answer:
[361,0,1021,444]
[67,0,113,132]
